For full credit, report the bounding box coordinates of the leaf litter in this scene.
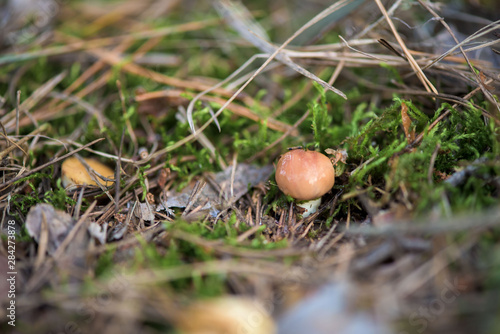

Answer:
[0,0,500,333]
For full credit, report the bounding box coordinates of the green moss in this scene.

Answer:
[321,95,499,214]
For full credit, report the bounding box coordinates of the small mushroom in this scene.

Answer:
[176,297,275,334]
[61,157,114,190]
[275,149,335,217]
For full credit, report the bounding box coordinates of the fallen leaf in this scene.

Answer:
[88,222,107,245]
[401,102,415,143]
[26,204,74,255]
[325,148,348,165]
[325,148,348,176]
[135,202,156,222]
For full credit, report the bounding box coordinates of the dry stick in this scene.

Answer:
[314,221,338,251]
[15,91,20,136]
[73,154,114,202]
[272,79,313,118]
[346,207,500,236]
[117,80,138,155]
[373,0,438,95]
[74,187,85,219]
[227,60,281,91]
[55,17,165,112]
[341,70,498,125]
[230,153,238,199]
[0,122,9,152]
[33,212,49,271]
[115,129,125,214]
[65,139,135,163]
[54,201,97,260]
[45,36,165,165]
[339,36,388,61]
[0,133,27,158]
[392,237,476,299]
[236,225,262,242]
[95,164,166,225]
[0,138,105,191]
[62,42,284,137]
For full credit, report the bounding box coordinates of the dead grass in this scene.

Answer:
[1,0,500,333]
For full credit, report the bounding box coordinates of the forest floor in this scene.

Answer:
[0,0,500,333]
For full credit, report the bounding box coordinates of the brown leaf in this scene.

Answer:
[26,204,74,255]
[479,71,495,92]
[401,102,415,142]
[324,148,348,165]
[135,202,156,222]
[158,168,171,189]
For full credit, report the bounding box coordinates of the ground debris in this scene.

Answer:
[277,282,392,334]
[161,163,273,217]
[25,203,74,255]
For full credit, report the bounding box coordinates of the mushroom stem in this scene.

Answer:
[297,197,321,218]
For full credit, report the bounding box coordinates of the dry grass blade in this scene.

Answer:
[0,123,52,163]
[3,1,500,333]
[185,0,368,134]
[136,89,296,134]
[416,1,500,112]
[373,0,438,95]
[353,0,404,39]
[177,106,227,169]
[421,19,500,70]
[0,19,221,66]
[213,0,347,96]
[1,72,66,131]
[0,138,105,191]
[183,0,360,133]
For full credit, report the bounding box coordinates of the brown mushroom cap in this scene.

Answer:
[275,150,335,201]
[61,157,114,189]
[177,297,275,334]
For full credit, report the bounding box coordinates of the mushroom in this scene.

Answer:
[176,297,275,334]
[61,157,114,190]
[275,149,335,217]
